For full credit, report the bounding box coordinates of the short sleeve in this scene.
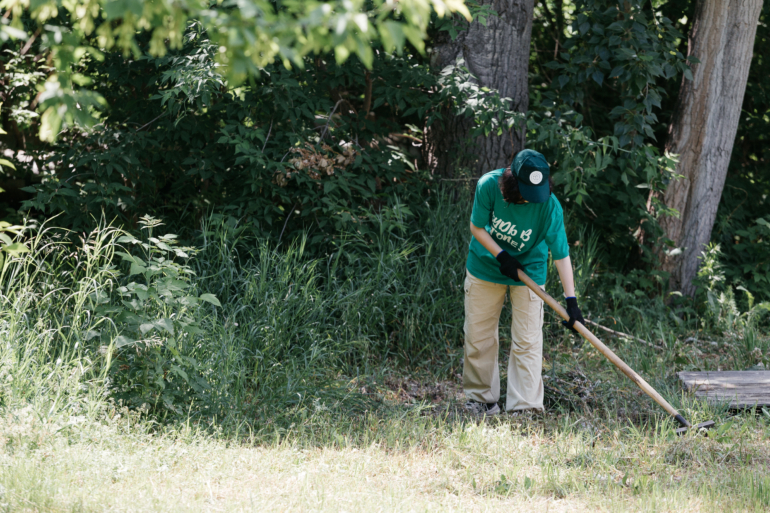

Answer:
[545,198,570,260]
[470,174,495,228]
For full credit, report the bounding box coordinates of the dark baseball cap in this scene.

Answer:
[512,149,550,203]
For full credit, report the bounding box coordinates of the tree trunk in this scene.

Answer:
[425,0,534,177]
[660,0,762,296]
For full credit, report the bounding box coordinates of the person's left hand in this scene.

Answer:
[562,297,585,334]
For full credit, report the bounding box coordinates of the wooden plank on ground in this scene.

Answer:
[678,371,770,408]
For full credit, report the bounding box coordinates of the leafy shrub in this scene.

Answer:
[18,28,443,249]
[102,215,222,413]
[716,215,770,299]
[0,193,465,421]
[693,243,770,344]
[529,0,691,293]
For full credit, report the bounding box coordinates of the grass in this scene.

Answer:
[0,190,768,511]
[0,402,768,511]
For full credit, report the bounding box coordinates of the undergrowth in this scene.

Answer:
[0,188,767,428]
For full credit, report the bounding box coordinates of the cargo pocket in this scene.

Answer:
[528,286,545,329]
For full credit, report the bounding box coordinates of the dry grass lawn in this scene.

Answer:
[1,401,768,512]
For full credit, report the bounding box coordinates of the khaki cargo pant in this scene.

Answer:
[463,270,545,412]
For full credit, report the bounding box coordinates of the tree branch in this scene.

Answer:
[363,71,373,117]
[584,319,664,350]
[320,100,343,140]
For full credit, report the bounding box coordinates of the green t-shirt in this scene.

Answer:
[467,168,570,286]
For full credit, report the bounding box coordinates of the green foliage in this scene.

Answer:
[1,0,768,344]
[16,26,535,251]
[436,59,525,138]
[0,216,232,417]
[0,220,29,272]
[0,194,466,419]
[695,243,739,330]
[526,0,691,292]
[0,39,48,153]
[726,216,770,291]
[694,243,770,346]
[433,1,496,40]
[0,220,127,413]
[17,29,441,244]
[101,215,221,413]
[4,0,692,296]
[0,213,227,416]
[547,0,693,148]
[1,0,470,139]
[526,101,679,209]
[194,191,472,380]
[715,212,770,299]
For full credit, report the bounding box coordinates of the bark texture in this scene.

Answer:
[425,0,534,177]
[661,0,762,296]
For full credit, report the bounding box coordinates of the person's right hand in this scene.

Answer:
[496,251,524,282]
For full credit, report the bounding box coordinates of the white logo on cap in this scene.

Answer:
[530,171,543,185]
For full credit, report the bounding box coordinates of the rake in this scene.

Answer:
[517,270,715,435]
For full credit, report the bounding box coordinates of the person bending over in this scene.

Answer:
[463,149,584,416]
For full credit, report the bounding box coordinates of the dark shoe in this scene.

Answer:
[464,401,501,416]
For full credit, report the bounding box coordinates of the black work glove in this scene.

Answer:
[562,297,585,334]
[496,250,523,282]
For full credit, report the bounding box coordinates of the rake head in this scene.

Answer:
[675,420,716,436]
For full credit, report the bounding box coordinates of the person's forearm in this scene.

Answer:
[554,256,576,297]
[470,222,502,257]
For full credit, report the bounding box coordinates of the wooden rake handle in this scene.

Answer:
[517,270,690,428]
